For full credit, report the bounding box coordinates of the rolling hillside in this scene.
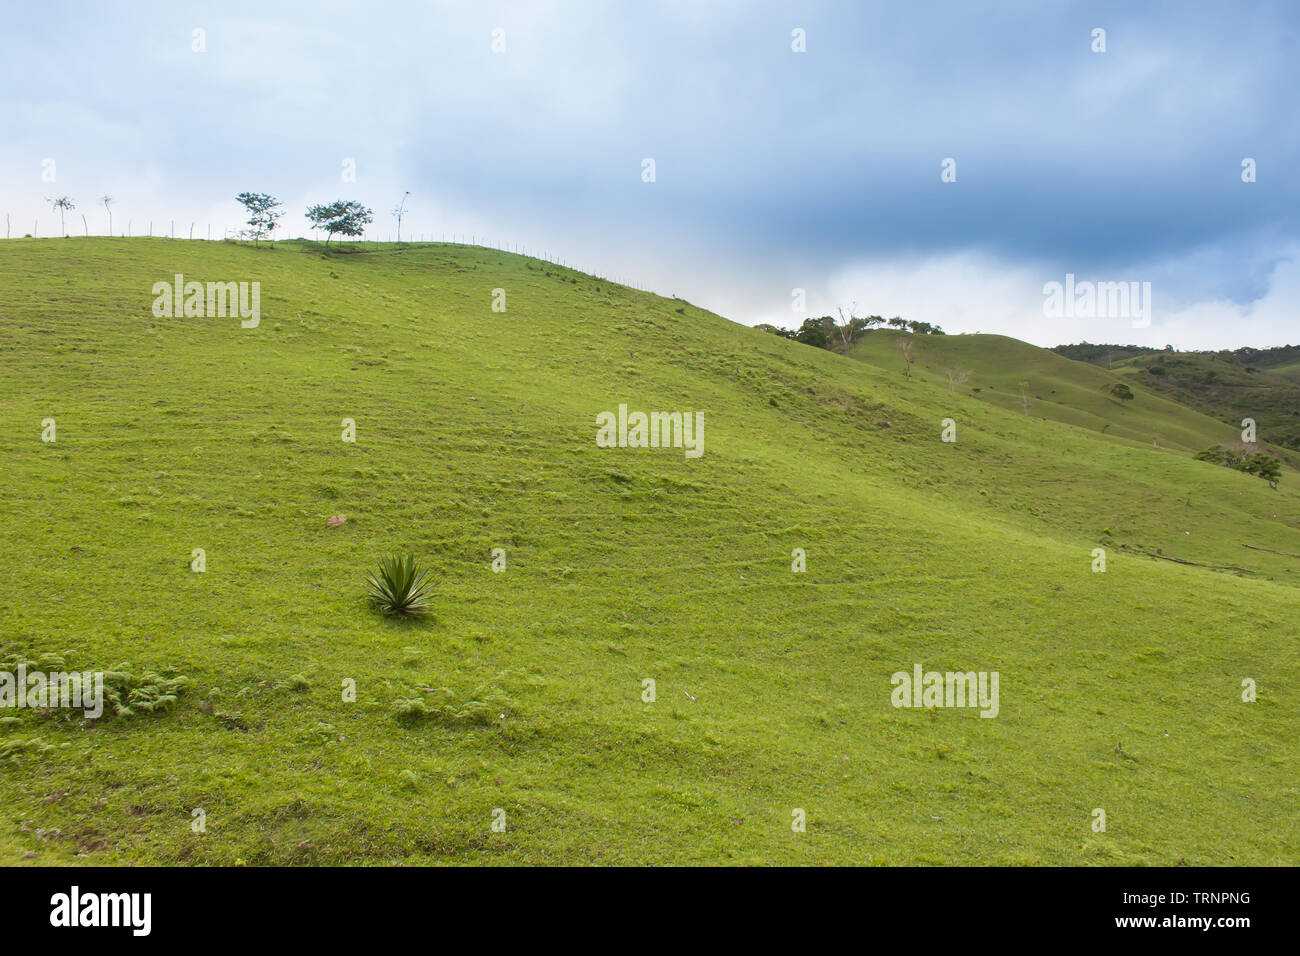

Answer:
[850,331,1245,454]
[1,238,1297,866]
[1053,343,1300,456]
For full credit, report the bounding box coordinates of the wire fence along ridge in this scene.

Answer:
[1,218,660,294]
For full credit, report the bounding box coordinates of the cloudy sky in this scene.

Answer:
[2,0,1296,349]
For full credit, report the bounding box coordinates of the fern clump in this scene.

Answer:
[0,736,55,763]
[0,651,189,721]
[393,683,514,726]
[102,665,191,718]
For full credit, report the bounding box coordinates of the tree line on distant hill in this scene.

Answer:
[757,311,944,354]
[1054,341,1300,371]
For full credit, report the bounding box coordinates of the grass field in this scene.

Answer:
[1,238,1297,865]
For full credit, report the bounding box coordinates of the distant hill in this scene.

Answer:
[1054,343,1300,455]
[850,331,1242,454]
[1050,343,1162,367]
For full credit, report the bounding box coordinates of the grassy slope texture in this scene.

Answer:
[1,238,1297,866]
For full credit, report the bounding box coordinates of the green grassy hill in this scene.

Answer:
[1110,354,1300,457]
[851,330,1244,453]
[1,238,1297,865]
[1053,343,1300,455]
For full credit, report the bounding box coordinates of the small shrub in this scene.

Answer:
[1194,446,1282,489]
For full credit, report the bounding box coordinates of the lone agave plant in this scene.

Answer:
[366,554,434,616]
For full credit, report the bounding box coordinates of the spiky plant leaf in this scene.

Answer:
[366,554,434,616]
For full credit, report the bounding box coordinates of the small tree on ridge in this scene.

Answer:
[236,192,284,245]
[306,200,374,249]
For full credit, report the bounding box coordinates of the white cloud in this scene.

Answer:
[727,245,1300,351]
